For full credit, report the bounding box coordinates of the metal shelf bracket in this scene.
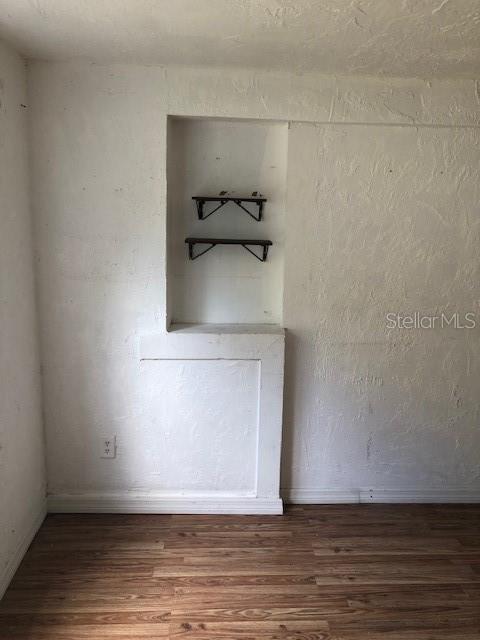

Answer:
[192,192,266,221]
[185,237,272,262]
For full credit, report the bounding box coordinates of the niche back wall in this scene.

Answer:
[167,117,287,326]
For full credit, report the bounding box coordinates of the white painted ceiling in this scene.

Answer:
[0,0,479,78]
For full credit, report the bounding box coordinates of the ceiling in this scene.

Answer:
[0,0,479,78]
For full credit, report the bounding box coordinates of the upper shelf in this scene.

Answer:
[192,192,267,221]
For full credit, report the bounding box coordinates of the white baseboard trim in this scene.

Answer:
[283,489,360,504]
[359,490,480,504]
[0,503,46,600]
[283,489,480,504]
[47,492,284,515]
[46,488,480,516]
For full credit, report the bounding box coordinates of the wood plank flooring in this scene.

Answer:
[1,505,480,639]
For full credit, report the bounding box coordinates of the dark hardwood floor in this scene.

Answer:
[1,505,479,639]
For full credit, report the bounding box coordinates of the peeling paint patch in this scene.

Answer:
[366,435,373,461]
[432,0,451,15]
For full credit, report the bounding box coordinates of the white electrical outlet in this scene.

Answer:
[100,436,116,459]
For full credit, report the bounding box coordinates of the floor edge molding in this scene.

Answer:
[283,488,480,504]
[47,493,284,515]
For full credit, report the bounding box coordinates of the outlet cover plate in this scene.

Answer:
[100,436,116,459]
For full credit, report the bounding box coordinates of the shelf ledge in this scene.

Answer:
[167,323,285,336]
[192,194,266,221]
[185,237,272,262]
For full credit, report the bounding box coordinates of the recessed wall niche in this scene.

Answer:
[166,117,287,326]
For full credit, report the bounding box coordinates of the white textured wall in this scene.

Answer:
[140,358,259,492]
[283,123,480,499]
[0,41,45,597]
[28,61,480,501]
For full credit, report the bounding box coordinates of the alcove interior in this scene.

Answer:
[166,116,288,327]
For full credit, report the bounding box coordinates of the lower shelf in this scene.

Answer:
[185,237,272,262]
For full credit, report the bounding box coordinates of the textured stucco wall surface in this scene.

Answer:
[28,61,480,498]
[0,40,45,595]
[283,123,480,495]
[139,359,259,492]
[2,0,480,79]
